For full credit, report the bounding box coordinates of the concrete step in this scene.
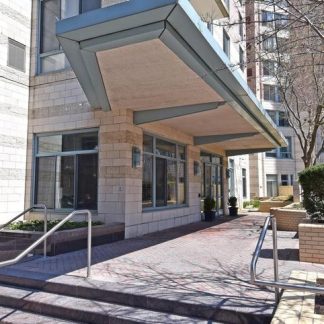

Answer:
[0,284,207,324]
[0,269,272,323]
[0,305,83,323]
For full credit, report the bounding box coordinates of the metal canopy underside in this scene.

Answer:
[56,0,287,153]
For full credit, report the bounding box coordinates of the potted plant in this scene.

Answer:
[228,196,238,216]
[204,196,216,221]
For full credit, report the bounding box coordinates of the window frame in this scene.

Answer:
[32,129,99,211]
[142,134,188,211]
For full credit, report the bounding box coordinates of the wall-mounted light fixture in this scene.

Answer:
[132,146,141,168]
[194,161,201,176]
[226,168,231,179]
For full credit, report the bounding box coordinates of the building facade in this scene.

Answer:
[0,0,32,222]
[0,0,286,237]
[246,1,304,198]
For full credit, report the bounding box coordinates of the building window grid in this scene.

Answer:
[266,110,290,127]
[142,135,187,209]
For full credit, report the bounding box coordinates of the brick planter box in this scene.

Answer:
[299,223,324,264]
[0,223,124,257]
[259,200,291,212]
[271,206,306,231]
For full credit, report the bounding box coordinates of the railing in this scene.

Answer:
[0,204,47,257]
[250,215,324,304]
[0,210,92,278]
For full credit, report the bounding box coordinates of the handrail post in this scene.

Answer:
[272,216,280,304]
[43,206,47,258]
[87,210,92,278]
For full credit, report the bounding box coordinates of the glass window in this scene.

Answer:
[40,53,70,74]
[281,174,289,186]
[261,10,273,26]
[35,131,98,210]
[81,0,101,13]
[263,61,277,76]
[266,148,277,158]
[142,135,187,208]
[266,110,277,124]
[239,13,243,39]
[262,35,276,51]
[278,111,290,127]
[280,136,292,159]
[39,0,101,73]
[8,39,26,72]
[38,132,98,154]
[156,138,176,158]
[223,29,230,57]
[143,134,153,153]
[40,0,60,54]
[242,168,247,198]
[35,156,56,209]
[239,47,244,71]
[263,85,281,102]
[267,174,278,197]
[142,155,153,208]
[275,13,288,28]
[178,162,186,205]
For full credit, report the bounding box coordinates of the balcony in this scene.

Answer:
[189,0,229,20]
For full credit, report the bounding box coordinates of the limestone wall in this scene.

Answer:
[0,0,32,223]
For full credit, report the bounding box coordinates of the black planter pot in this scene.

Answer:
[204,210,216,222]
[229,207,238,216]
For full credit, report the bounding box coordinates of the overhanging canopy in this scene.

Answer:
[56,0,287,154]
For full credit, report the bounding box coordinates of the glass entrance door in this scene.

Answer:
[201,153,224,216]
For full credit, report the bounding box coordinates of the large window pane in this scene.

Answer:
[81,0,101,13]
[204,164,212,198]
[178,162,186,205]
[41,53,69,73]
[142,155,153,208]
[62,132,98,152]
[167,160,177,206]
[40,0,60,53]
[77,154,98,209]
[55,156,75,209]
[156,158,167,207]
[35,157,56,208]
[61,0,79,19]
[38,135,62,154]
[143,134,153,153]
[156,139,176,158]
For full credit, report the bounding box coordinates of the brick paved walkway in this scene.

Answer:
[5,213,324,316]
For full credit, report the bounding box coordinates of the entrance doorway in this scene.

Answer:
[200,152,224,215]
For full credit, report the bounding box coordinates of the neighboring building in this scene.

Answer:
[246,1,304,198]
[1,0,286,236]
[0,0,32,223]
[194,0,251,206]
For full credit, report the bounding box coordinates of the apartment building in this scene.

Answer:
[246,0,306,198]
[0,0,32,222]
[0,0,286,237]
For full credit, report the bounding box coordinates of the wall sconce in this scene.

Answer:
[194,161,201,176]
[226,168,231,179]
[132,146,141,168]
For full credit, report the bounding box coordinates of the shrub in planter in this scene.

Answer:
[228,196,238,216]
[204,196,216,221]
[299,164,324,222]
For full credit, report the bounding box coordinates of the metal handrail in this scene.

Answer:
[0,210,92,278]
[250,215,324,304]
[0,204,47,257]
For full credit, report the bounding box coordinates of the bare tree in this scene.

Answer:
[205,0,324,168]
